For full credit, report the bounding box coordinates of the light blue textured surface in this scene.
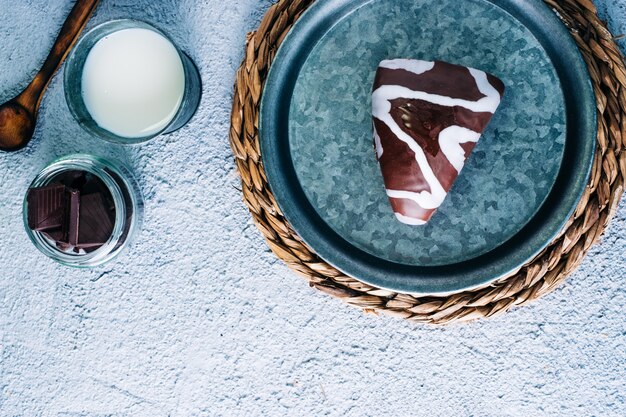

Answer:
[291,0,566,265]
[0,1,624,416]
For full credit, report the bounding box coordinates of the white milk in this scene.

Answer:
[81,28,185,138]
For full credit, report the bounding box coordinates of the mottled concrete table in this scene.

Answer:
[0,1,624,416]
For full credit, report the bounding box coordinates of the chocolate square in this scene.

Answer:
[67,189,80,247]
[77,192,115,249]
[26,184,68,232]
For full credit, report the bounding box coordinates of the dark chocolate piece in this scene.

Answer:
[67,189,80,246]
[81,173,108,196]
[372,59,505,225]
[41,229,72,252]
[77,192,115,249]
[108,170,133,251]
[26,184,68,232]
[27,170,117,253]
[57,170,88,191]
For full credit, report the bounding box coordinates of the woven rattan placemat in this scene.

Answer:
[229,0,626,324]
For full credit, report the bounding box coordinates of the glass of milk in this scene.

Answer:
[64,20,201,144]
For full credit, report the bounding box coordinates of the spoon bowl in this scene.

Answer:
[0,98,36,151]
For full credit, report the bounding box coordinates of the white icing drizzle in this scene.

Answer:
[438,126,481,172]
[394,212,427,226]
[373,86,447,210]
[468,68,502,114]
[379,59,435,75]
[386,189,437,208]
[378,60,502,113]
[373,84,499,115]
[373,126,384,159]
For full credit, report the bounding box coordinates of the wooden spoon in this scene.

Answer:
[0,0,100,152]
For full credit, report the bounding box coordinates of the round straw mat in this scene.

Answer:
[229,0,626,324]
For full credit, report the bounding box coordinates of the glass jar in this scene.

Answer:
[64,19,202,144]
[23,154,144,267]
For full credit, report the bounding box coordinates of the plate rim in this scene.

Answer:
[259,0,597,295]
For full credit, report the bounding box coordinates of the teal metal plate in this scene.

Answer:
[260,0,596,294]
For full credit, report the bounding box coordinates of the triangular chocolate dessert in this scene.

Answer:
[372,59,505,225]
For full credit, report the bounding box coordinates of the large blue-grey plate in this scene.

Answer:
[260,0,596,294]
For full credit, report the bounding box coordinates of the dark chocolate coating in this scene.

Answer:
[372,59,505,224]
[374,61,487,102]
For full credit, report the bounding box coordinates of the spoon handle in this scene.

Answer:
[18,0,100,111]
